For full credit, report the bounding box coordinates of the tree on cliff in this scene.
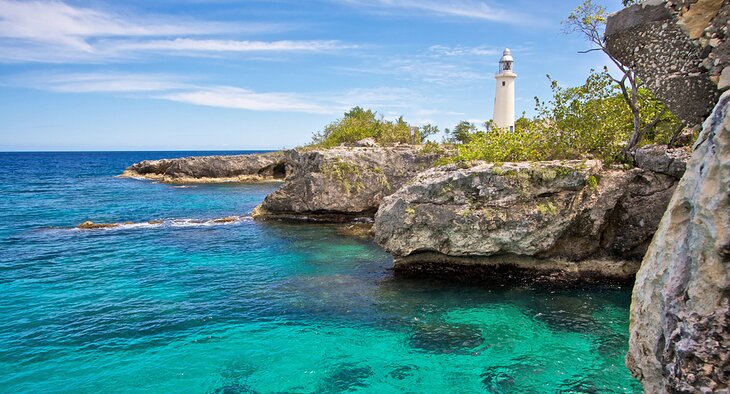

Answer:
[418,123,441,143]
[310,107,424,147]
[563,0,681,152]
[448,121,479,144]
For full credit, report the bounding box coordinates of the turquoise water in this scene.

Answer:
[0,152,641,393]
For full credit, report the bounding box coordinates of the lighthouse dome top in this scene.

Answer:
[500,48,513,63]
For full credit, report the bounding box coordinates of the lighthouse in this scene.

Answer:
[493,48,516,131]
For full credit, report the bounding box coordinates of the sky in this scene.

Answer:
[0,0,626,151]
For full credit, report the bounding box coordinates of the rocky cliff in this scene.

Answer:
[605,0,729,126]
[120,152,289,183]
[252,146,440,222]
[373,153,688,282]
[607,1,730,391]
[626,92,730,393]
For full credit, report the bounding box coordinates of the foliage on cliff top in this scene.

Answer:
[310,107,438,148]
[564,0,679,152]
[445,70,682,164]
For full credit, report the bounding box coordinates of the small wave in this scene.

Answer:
[168,217,249,227]
[52,216,252,232]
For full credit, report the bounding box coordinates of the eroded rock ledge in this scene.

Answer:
[120,151,290,183]
[606,0,729,126]
[373,156,687,282]
[391,253,641,285]
[252,146,441,222]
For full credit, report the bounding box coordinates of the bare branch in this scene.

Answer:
[641,108,668,133]
[668,122,687,147]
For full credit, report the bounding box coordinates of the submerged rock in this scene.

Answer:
[252,146,440,222]
[626,92,730,393]
[373,159,683,281]
[77,221,121,229]
[120,151,290,183]
[335,223,374,239]
[409,322,484,354]
[211,216,238,224]
[74,216,248,230]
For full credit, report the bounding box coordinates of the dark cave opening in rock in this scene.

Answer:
[272,163,286,179]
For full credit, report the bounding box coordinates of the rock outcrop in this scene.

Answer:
[252,146,440,222]
[626,92,730,393]
[605,0,729,126]
[634,144,691,178]
[373,157,686,282]
[120,152,289,183]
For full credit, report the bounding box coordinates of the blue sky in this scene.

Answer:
[0,0,625,151]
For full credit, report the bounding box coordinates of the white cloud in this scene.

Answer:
[107,38,356,54]
[162,86,435,115]
[334,43,536,85]
[337,57,487,85]
[0,0,242,47]
[12,72,191,93]
[161,87,330,114]
[428,45,501,57]
[334,0,530,24]
[0,0,351,63]
[7,71,460,119]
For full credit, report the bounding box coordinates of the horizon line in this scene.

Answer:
[0,148,285,153]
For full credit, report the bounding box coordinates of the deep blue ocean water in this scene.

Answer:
[0,151,641,393]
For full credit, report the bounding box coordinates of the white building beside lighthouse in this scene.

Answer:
[493,48,517,131]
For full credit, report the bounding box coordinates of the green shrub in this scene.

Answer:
[446,70,681,165]
[310,107,429,148]
[419,141,447,155]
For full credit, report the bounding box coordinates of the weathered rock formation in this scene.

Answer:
[120,152,289,183]
[252,146,440,222]
[634,144,691,178]
[626,92,730,393]
[605,0,729,126]
[373,155,687,282]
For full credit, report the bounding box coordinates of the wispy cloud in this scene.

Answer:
[428,45,501,57]
[162,85,451,116]
[0,0,352,63]
[0,0,246,48]
[107,38,356,54]
[161,87,330,114]
[335,43,534,85]
[7,71,451,117]
[12,72,192,93]
[335,46,490,85]
[334,0,532,24]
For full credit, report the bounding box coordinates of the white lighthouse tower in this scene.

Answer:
[493,48,517,131]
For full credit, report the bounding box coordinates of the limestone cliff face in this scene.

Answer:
[120,152,289,183]
[626,92,730,394]
[252,146,440,222]
[605,0,729,126]
[372,156,686,281]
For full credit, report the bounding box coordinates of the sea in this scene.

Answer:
[0,151,642,393]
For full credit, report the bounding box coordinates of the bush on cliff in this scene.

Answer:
[310,107,432,148]
[447,70,682,164]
